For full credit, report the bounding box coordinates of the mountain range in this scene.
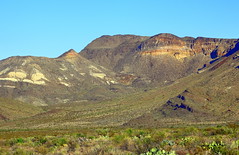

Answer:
[0,33,238,128]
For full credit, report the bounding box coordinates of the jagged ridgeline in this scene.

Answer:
[0,33,238,128]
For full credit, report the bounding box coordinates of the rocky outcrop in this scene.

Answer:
[138,33,237,59]
[58,49,79,59]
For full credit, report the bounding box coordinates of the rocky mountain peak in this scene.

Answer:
[58,49,79,58]
[151,33,180,39]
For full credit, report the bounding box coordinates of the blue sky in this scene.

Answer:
[0,0,239,60]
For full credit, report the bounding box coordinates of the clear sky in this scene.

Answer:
[0,0,239,60]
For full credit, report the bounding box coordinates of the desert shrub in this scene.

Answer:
[16,138,25,144]
[119,137,137,152]
[179,137,195,146]
[88,136,96,140]
[52,137,67,146]
[96,128,109,136]
[83,144,113,155]
[13,148,33,155]
[75,133,85,137]
[160,140,175,147]
[230,139,239,149]
[67,140,77,153]
[113,134,126,144]
[215,127,233,135]
[32,136,47,146]
[0,147,8,154]
[203,126,233,136]
[201,141,227,154]
[141,147,176,155]
[184,127,199,135]
[35,145,50,154]
[6,137,25,146]
[135,130,148,137]
[227,123,239,132]
[125,128,133,137]
[151,131,166,143]
[134,135,156,154]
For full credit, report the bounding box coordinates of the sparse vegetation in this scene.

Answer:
[0,124,238,154]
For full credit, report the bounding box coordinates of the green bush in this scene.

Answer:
[32,136,47,146]
[141,148,176,155]
[179,137,195,146]
[125,128,133,137]
[113,134,126,144]
[96,128,109,136]
[160,140,175,147]
[201,141,226,154]
[16,138,25,143]
[6,137,25,146]
[75,133,86,138]
[52,138,67,146]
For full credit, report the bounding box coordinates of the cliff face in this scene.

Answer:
[138,33,237,59]
[192,37,236,57]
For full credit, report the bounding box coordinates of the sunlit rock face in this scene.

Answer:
[192,37,236,58]
[138,33,237,59]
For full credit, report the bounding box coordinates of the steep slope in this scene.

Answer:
[80,33,238,86]
[0,49,130,105]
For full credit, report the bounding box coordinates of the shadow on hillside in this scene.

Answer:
[210,49,218,59]
[209,41,239,64]
[225,41,239,57]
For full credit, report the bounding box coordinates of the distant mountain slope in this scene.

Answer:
[1,49,238,129]
[80,35,149,71]
[80,33,238,86]
[0,49,131,105]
